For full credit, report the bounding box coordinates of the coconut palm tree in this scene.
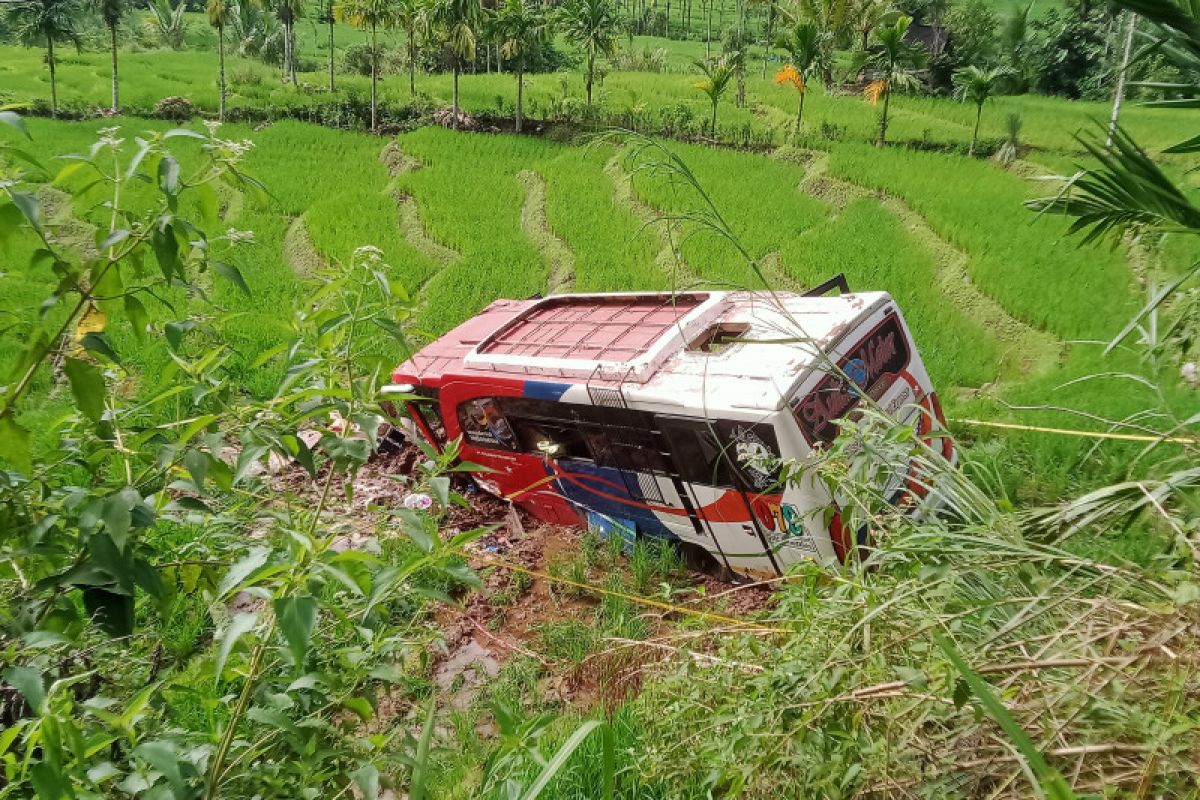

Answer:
[208,0,235,121]
[793,0,854,82]
[337,0,398,131]
[558,0,619,106]
[776,19,826,139]
[853,0,895,51]
[693,55,735,136]
[433,0,483,127]
[147,0,187,50]
[865,14,925,146]
[396,0,431,96]
[92,0,123,114]
[7,0,81,118]
[953,65,1012,157]
[491,0,550,132]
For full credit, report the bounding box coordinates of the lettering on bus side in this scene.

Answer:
[792,314,911,445]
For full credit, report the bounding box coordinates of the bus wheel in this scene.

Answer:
[674,542,732,582]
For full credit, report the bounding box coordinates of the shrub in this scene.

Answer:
[611,47,668,73]
[343,42,405,77]
[155,95,195,120]
[231,66,263,86]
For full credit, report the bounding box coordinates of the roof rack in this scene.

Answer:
[803,273,850,298]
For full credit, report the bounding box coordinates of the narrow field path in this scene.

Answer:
[517,170,575,294]
[604,153,705,291]
[283,215,325,276]
[379,142,461,289]
[796,149,1063,380]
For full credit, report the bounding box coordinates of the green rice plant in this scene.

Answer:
[394,128,557,332]
[537,619,601,663]
[828,142,1139,341]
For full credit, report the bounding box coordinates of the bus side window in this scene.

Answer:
[510,419,591,460]
[660,418,782,491]
[456,398,517,451]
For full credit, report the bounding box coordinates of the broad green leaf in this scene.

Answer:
[215,612,259,681]
[430,476,451,509]
[351,764,380,800]
[10,190,42,234]
[213,261,251,296]
[3,665,47,715]
[0,110,30,139]
[164,320,195,352]
[0,719,28,756]
[274,595,319,671]
[80,332,121,365]
[158,155,181,196]
[342,696,374,721]
[234,444,269,483]
[135,740,189,799]
[64,356,106,422]
[0,202,24,250]
[184,449,209,490]
[124,294,149,339]
[98,228,130,252]
[217,546,270,599]
[101,487,141,549]
[29,762,70,800]
[151,220,182,281]
[0,416,32,472]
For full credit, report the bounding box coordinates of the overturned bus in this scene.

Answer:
[387,284,953,579]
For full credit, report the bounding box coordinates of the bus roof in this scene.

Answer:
[392,290,892,413]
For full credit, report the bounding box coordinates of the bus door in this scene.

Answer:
[656,415,785,579]
[406,389,447,452]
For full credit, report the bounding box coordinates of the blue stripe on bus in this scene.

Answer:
[522,381,572,401]
[548,461,678,541]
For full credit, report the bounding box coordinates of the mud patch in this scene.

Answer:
[283,214,325,276]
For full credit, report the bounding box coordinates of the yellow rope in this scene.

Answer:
[952,418,1200,446]
[454,548,787,635]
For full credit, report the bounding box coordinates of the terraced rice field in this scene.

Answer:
[2,114,1193,503]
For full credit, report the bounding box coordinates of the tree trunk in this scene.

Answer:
[47,35,57,119]
[710,100,717,137]
[1107,11,1137,148]
[218,25,227,121]
[795,90,805,144]
[516,67,524,132]
[453,62,461,128]
[877,87,891,146]
[586,52,594,105]
[408,30,416,95]
[970,103,981,156]
[370,24,378,131]
[109,23,120,114]
[705,0,712,59]
[290,21,298,83]
[328,16,336,92]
